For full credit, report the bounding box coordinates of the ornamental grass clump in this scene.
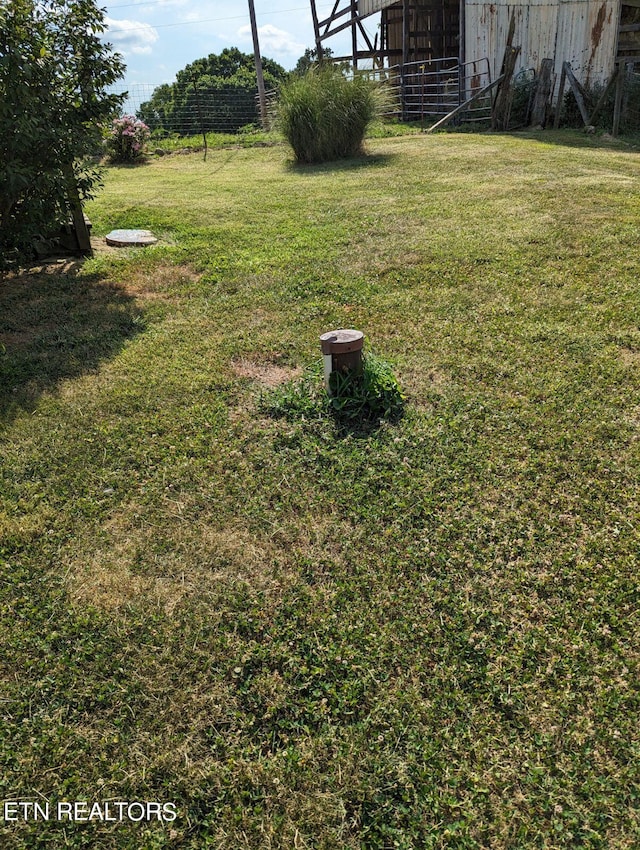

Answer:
[107,115,150,163]
[277,67,382,164]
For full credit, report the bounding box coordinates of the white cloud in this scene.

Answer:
[144,0,189,7]
[237,23,305,57]
[184,10,207,23]
[105,18,159,56]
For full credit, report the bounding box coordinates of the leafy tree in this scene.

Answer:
[292,46,334,77]
[0,0,125,262]
[138,48,287,135]
[175,47,285,86]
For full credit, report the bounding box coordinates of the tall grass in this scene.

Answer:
[277,67,383,163]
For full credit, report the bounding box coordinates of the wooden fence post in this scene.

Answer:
[530,58,554,127]
[248,0,268,127]
[492,45,521,130]
[622,61,635,129]
[553,62,567,128]
[563,62,591,126]
[63,164,92,256]
[590,67,620,126]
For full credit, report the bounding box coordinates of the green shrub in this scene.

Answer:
[277,67,383,163]
[106,115,150,163]
[0,0,124,264]
[508,70,536,128]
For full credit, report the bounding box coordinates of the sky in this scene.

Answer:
[102,1,361,90]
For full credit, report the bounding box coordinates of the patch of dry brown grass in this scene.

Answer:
[231,356,303,388]
[65,498,298,617]
[102,261,201,303]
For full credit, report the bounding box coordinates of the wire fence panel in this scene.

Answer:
[110,60,639,139]
[109,83,265,137]
[111,62,494,139]
[350,67,404,117]
[620,65,640,134]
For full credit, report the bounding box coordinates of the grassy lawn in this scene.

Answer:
[147,120,420,155]
[1,129,639,849]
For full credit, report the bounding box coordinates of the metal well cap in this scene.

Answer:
[319,329,365,355]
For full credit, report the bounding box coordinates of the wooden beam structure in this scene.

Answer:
[530,58,555,126]
[563,61,591,126]
[309,0,461,69]
[310,0,388,66]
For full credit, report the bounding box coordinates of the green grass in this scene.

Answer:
[1,129,639,848]
[146,120,419,155]
[149,127,280,153]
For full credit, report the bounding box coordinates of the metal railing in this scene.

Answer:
[400,57,493,125]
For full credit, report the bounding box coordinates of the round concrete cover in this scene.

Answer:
[105,229,158,247]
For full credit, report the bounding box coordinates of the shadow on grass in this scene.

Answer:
[507,127,640,152]
[103,158,152,169]
[330,409,404,439]
[0,262,144,424]
[283,152,399,174]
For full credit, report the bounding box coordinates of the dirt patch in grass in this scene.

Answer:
[619,346,640,366]
[398,365,449,410]
[231,356,303,387]
[2,257,86,279]
[0,323,60,350]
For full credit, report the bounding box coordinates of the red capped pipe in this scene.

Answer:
[319,329,364,394]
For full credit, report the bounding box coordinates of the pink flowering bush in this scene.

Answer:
[106,115,150,163]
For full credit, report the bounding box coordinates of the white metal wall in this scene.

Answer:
[464,0,621,91]
[360,0,397,14]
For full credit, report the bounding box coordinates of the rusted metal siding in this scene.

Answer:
[555,0,619,83]
[465,0,557,80]
[464,0,621,90]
